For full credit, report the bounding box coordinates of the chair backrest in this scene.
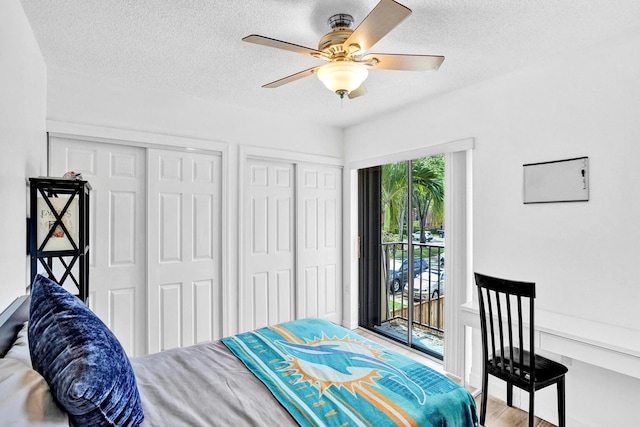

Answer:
[475,273,536,384]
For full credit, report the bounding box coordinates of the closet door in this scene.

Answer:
[296,164,342,324]
[241,158,295,331]
[147,149,222,353]
[49,137,147,356]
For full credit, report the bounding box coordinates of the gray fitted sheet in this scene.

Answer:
[130,340,297,426]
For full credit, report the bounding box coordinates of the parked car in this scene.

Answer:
[407,271,445,299]
[412,230,433,242]
[439,252,445,268]
[388,256,429,292]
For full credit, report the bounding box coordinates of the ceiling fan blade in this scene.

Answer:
[262,66,320,88]
[361,53,444,71]
[343,0,411,54]
[348,84,367,99]
[243,34,326,58]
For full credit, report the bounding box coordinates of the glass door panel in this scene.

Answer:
[360,155,445,359]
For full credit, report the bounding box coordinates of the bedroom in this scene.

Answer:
[2,1,640,426]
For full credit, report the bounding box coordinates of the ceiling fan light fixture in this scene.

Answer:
[244,0,443,99]
[317,61,368,98]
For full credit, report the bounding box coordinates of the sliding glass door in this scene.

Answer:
[359,155,446,359]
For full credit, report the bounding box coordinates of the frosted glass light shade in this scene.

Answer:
[317,61,368,95]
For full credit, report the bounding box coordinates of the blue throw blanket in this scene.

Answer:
[222,318,477,427]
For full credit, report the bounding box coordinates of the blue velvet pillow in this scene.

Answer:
[28,275,144,426]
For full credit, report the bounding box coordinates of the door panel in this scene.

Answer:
[147,149,222,353]
[159,283,182,351]
[49,137,146,356]
[296,164,342,324]
[241,160,342,330]
[242,159,295,331]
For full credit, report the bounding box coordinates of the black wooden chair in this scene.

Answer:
[474,273,568,427]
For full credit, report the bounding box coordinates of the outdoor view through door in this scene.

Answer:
[359,155,445,359]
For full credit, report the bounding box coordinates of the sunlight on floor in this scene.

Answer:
[354,328,444,373]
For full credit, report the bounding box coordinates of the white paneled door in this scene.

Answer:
[50,138,340,353]
[241,158,342,332]
[49,137,147,356]
[296,164,342,324]
[147,149,222,353]
[242,158,295,331]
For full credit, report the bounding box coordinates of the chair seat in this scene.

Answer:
[488,347,568,386]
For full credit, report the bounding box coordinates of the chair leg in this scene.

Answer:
[506,382,513,406]
[529,389,535,427]
[480,370,489,426]
[557,376,566,427]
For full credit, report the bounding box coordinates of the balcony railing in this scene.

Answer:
[381,240,445,355]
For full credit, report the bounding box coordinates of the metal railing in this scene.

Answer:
[382,240,445,336]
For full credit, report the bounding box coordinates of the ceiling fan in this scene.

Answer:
[243,0,444,99]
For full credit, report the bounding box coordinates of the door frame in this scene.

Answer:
[357,166,382,328]
[347,137,474,376]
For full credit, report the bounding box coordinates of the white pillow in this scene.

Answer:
[0,356,70,426]
[4,321,32,367]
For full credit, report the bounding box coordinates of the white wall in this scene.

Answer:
[46,68,343,158]
[344,32,640,426]
[0,1,47,310]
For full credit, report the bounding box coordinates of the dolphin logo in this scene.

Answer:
[277,338,426,404]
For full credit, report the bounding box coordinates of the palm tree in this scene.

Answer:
[412,156,444,242]
[382,157,444,242]
[381,162,407,240]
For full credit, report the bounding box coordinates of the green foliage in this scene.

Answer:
[381,155,444,242]
[382,162,408,240]
[412,155,444,240]
[382,229,398,243]
[389,299,405,310]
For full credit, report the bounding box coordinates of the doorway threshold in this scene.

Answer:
[373,320,444,360]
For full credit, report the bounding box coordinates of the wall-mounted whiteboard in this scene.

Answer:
[523,157,589,203]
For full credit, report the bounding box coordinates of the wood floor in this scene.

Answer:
[355,328,556,427]
[477,395,556,427]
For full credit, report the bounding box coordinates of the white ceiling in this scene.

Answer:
[20,0,640,128]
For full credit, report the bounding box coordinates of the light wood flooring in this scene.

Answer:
[478,395,555,427]
[355,328,556,427]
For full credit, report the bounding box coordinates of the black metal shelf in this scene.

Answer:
[29,177,91,302]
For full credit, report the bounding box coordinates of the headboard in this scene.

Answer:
[0,295,30,357]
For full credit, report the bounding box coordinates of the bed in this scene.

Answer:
[0,275,478,426]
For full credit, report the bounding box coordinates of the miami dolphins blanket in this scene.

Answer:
[222,318,478,427]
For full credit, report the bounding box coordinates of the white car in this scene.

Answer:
[412,230,433,242]
[407,271,445,299]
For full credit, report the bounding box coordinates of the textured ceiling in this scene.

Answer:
[20,0,640,128]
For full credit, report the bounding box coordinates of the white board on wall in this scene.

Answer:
[523,157,589,203]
